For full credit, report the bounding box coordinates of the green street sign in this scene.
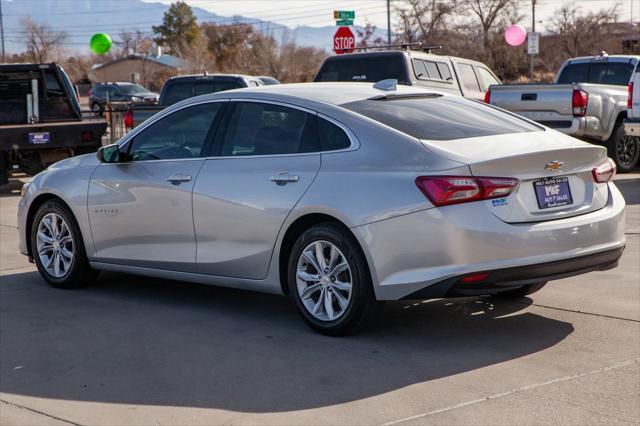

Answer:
[336,19,354,26]
[333,10,355,20]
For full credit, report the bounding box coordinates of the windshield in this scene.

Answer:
[557,62,635,86]
[119,84,149,95]
[341,96,542,141]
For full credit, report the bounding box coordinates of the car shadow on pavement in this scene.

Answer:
[616,178,640,205]
[0,270,573,412]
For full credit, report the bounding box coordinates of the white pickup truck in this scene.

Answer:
[487,54,639,172]
[624,64,640,140]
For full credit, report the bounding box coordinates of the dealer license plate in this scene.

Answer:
[28,132,50,144]
[533,177,573,209]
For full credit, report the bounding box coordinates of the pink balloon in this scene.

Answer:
[504,24,527,47]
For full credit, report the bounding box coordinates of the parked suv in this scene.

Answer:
[314,49,501,100]
[89,82,158,114]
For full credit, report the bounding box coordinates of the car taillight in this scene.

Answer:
[415,176,519,207]
[628,82,633,109]
[572,89,588,117]
[81,131,93,142]
[124,110,133,128]
[483,89,491,104]
[592,158,616,183]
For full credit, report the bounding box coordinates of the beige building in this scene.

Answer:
[89,53,185,91]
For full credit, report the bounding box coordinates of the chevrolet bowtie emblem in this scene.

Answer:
[544,160,564,172]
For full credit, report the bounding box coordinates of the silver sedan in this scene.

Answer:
[18,82,626,335]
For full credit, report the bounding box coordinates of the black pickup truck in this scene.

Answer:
[131,73,266,127]
[0,63,107,184]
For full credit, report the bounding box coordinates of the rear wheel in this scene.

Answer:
[607,123,639,173]
[493,282,547,299]
[288,223,378,336]
[31,200,97,289]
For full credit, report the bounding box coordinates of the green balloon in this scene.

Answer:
[90,33,112,55]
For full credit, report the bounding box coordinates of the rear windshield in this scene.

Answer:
[314,55,410,85]
[341,96,541,140]
[162,80,243,105]
[557,62,635,86]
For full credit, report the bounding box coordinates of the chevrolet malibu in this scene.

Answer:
[18,82,626,335]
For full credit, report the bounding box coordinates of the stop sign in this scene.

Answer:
[333,26,355,54]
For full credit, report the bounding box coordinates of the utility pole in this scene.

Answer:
[0,0,5,63]
[529,0,536,80]
[387,0,391,45]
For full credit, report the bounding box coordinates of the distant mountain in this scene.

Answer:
[1,0,384,54]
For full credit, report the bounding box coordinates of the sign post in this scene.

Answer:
[528,31,539,80]
[333,26,355,54]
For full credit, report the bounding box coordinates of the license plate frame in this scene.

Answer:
[28,132,51,144]
[533,176,573,209]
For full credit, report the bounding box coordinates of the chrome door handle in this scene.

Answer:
[270,173,299,185]
[166,173,192,185]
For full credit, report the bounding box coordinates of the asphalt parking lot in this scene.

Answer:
[0,174,638,425]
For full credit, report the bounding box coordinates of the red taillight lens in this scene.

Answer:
[124,110,133,128]
[572,89,588,117]
[483,89,491,104]
[81,131,93,142]
[628,82,633,109]
[460,272,490,283]
[592,158,616,183]
[415,176,519,207]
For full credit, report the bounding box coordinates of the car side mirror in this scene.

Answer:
[97,144,120,163]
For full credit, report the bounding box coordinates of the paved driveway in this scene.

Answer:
[1,174,638,425]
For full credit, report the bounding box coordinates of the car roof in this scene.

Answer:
[167,73,255,81]
[565,55,640,64]
[323,49,491,69]
[195,82,446,106]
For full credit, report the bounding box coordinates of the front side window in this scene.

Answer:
[128,102,221,161]
[220,102,317,156]
[119,84,148,95]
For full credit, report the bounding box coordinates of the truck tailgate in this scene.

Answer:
[0,119,107,149]
[489,84,575,125]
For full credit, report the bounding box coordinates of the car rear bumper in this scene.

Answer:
[353,182,626,300]
[401,246,624,299]
[624,119,640,136]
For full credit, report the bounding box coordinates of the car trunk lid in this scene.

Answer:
[421,131,610,223]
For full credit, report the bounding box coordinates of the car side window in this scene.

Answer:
[220,102,316,156]
[475,67,500,91]
[457,63,481,93]
[128,103,221,161]
[318,117,351,151]
[437,62,453,81]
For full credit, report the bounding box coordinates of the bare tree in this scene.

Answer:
[548,5,619,59]
[357,21,385,48]
[460,0,520,63]
[394,0,456,45]
[115,30,152,57]
[21,17,67,63]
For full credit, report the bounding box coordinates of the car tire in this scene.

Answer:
[31,199,98,289]
[288,223,378,336]
[493,282,547,299]
[607,123,639,173]
[91,102,103,117]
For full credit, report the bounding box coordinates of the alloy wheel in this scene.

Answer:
[296,240,353,322]
[36,212,74,278]
[617,134,638,168]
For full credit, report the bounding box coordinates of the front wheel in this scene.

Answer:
[607,124,639,173]
[288,223,378,336]
[31,200,97,289]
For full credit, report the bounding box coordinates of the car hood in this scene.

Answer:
[48,153,99,170]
